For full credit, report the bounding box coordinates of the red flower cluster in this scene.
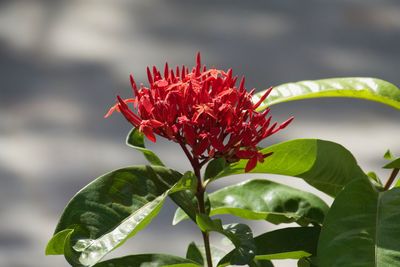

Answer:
[106,53,293,172]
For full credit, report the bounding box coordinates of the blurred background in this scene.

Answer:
[0,0,399,266]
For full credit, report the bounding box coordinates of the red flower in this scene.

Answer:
[106,53,293,172]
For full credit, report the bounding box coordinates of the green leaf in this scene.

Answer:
[92,254,201,267]
[172,192,210,225]
[318,178,400,266]
[251,260,274,267]
[204,158,228,180]
[49,165,188,266]
[171,190,199,224]
[126,128,164,166]
[214,139,367,197]
[253,77,400,111]
[186,242,228,267]
[219,227,320,266]
[297,257,318,267]
[367,171,383,189]
[367,171,380,183]
[383,158,400,169]
[384,150,394,160]
[172,171,197,194]
[210,179,328,226]
[45,229,74,255]
[174,179,329,226]
[196,214,223,233]
[222,223,256,265]
[196,214,256,265]
[186,242,204,265]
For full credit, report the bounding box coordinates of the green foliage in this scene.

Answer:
[92,254,201,267]
[297,257,318,267]
[367,171,383,189]
[47,77,400,267]
[186,242,228,266]
[186,242,204,265]
[45,229,74,255]
[204,158,228,181]
[384,150,394,160]
[254,77,400,111]
[318,178,400,266]
[47,165,189,266]
[213,139,368,196]
[171,190,211,225]
[253,227,319,261]
[383,158,400,169]
[196,214,256,265]
[174,179,329,226]
[126,128,165,166]
[219,227,320,266]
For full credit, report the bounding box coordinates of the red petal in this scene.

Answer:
[104,103,119,118]
[239,76,245,92]
[245,157,258,172]
[130,74,140,98]
[140,125,156,143]
[211,137,224,151]
[194,138,209,156]
[149,119,163,127]
[164,62,169,79]
[141,97,153,113]
[104,98,136,118]
[183,125,196,146]
[117,96,141,126]
[196,52,201,68]
[236,150,255,159]
[279,117,294,129]
[253,87,273,109]
[155,79,169,87]
[146,67,153,85]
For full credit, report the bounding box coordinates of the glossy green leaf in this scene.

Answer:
[204,158,228,180]
[367,171,381,184]
[297,257,318,267]
[254,227,319,261]
[45,229,74,255]
[251,260,274,267]
[48,165,187,266]
[196,214,256,265]
[219,227,320,266]
[186,242,204,265]
[92,254,201,267]
[253,77,400,111]
[384,150,394,160]
[210,179,327,226]
[186,242,228,266]
[176,171,197,193]
[172,191,211,225]
[214,139,367,197]
[383,158,400,169]
[395,178,400,188]
[367,171,383,189]
[126,128,164,166]
[171,190,199,224]
[318,178,400,266]
[174,179,329,226]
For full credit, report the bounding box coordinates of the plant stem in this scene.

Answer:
[178,140,213,266]
[193,162,213,267]
[384,168,399,191]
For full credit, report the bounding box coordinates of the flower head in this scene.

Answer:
[106,53,293,172]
